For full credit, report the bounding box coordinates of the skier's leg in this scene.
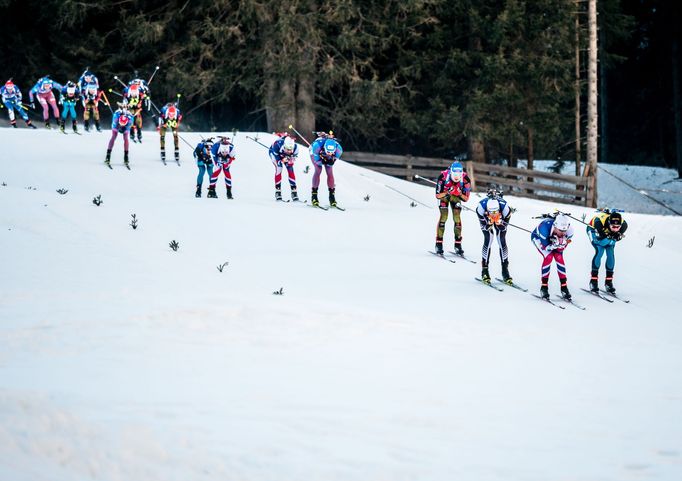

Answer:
[286,164,297,189]
[107,130,118,150]
[48,93,60,119]
[37,94,49,121]
[325,165,335,190]
[434,199,449,254]
[452,204,463,253]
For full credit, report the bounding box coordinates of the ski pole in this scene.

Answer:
[149,99,161,114]
[147,66,160,86]
[112,76,127,89]
[108,88,123,97]
[287,124,311,147]
[565,213,590,226]
[177,133,194,150]
[246,135,270,149]
[100,91,114,115]
[414,174,436,185]
[384,185,432,208]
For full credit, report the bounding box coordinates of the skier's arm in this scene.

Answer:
[435,174,449,199]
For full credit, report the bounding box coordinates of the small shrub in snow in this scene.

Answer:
[169,240,180,251]
[364,194,370,202]
[647,236,655,248]
[56,188,68,195]
[92,195,102,206]
[303,166,310,174]
[130,214,138,229]
[410,202,417,208]
[1,182,7,187]
[272,287,284,295]
[217,262,229,272]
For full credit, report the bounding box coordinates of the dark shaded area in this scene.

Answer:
[0,0,678,168]
[606,0,679,167]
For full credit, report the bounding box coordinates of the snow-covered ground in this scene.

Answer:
[1,128,681,481]
[521,160,682,216]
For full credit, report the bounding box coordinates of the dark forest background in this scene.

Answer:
[0,0,680,171]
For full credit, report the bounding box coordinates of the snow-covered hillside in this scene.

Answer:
[1,128,681,481]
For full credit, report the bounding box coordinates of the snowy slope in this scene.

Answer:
[1,128,682,481]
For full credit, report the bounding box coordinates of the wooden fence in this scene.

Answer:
[343,151,595,206]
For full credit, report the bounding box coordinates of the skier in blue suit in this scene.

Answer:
[309,132,342,207]
[193,138,215,198]
[1,80,36,128]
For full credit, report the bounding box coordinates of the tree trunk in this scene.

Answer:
[509,139,517,168]
[673,2,682,177]
[296,67,316,143]
[587,0,599,207]
[468,138,486,163]
[575,0,582,177]
[599,26,609,165]
[526,127,534,195]
[265,70,295,133]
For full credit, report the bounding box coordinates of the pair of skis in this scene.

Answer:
[475,276,528,293]
[105,162,130,170]
[309,203,345,211]
[531,293,585,310]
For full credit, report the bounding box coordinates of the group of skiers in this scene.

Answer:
[191,130,343,207]
[434,161,628,301]
[2,69,183,171]
[5,71,630,302]
[1,70,106,132]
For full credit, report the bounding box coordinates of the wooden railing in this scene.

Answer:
[343,151,594,206]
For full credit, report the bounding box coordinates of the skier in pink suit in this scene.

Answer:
[28,75,63,128]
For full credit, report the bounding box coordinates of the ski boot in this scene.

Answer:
[123,151,130,169]
[226,187,233,200]
[195,185,201,198]
[161,150,166,164]
[174,149,180,163]
[453,241,464,256]
[329,188,337,207]
[59,119,65,133]
[207,186,218,198]
[435,241,444,255]
[589,270,599,293]
[275,190,283,201]
[95,121,101,132]
[291,188,299,202]
[605,272,616,294]
[311,188,320,206]
[27,120,37,129]
[137,131,142,143]
[501,260,513,285]
[45,120,51,129]
[84,121,90,132]
[10,120,17,128]
[481,265,491,284]
[540,284,550,300]
[560,283,572,301]
[72,120,78,133]
[105,149,112,167]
